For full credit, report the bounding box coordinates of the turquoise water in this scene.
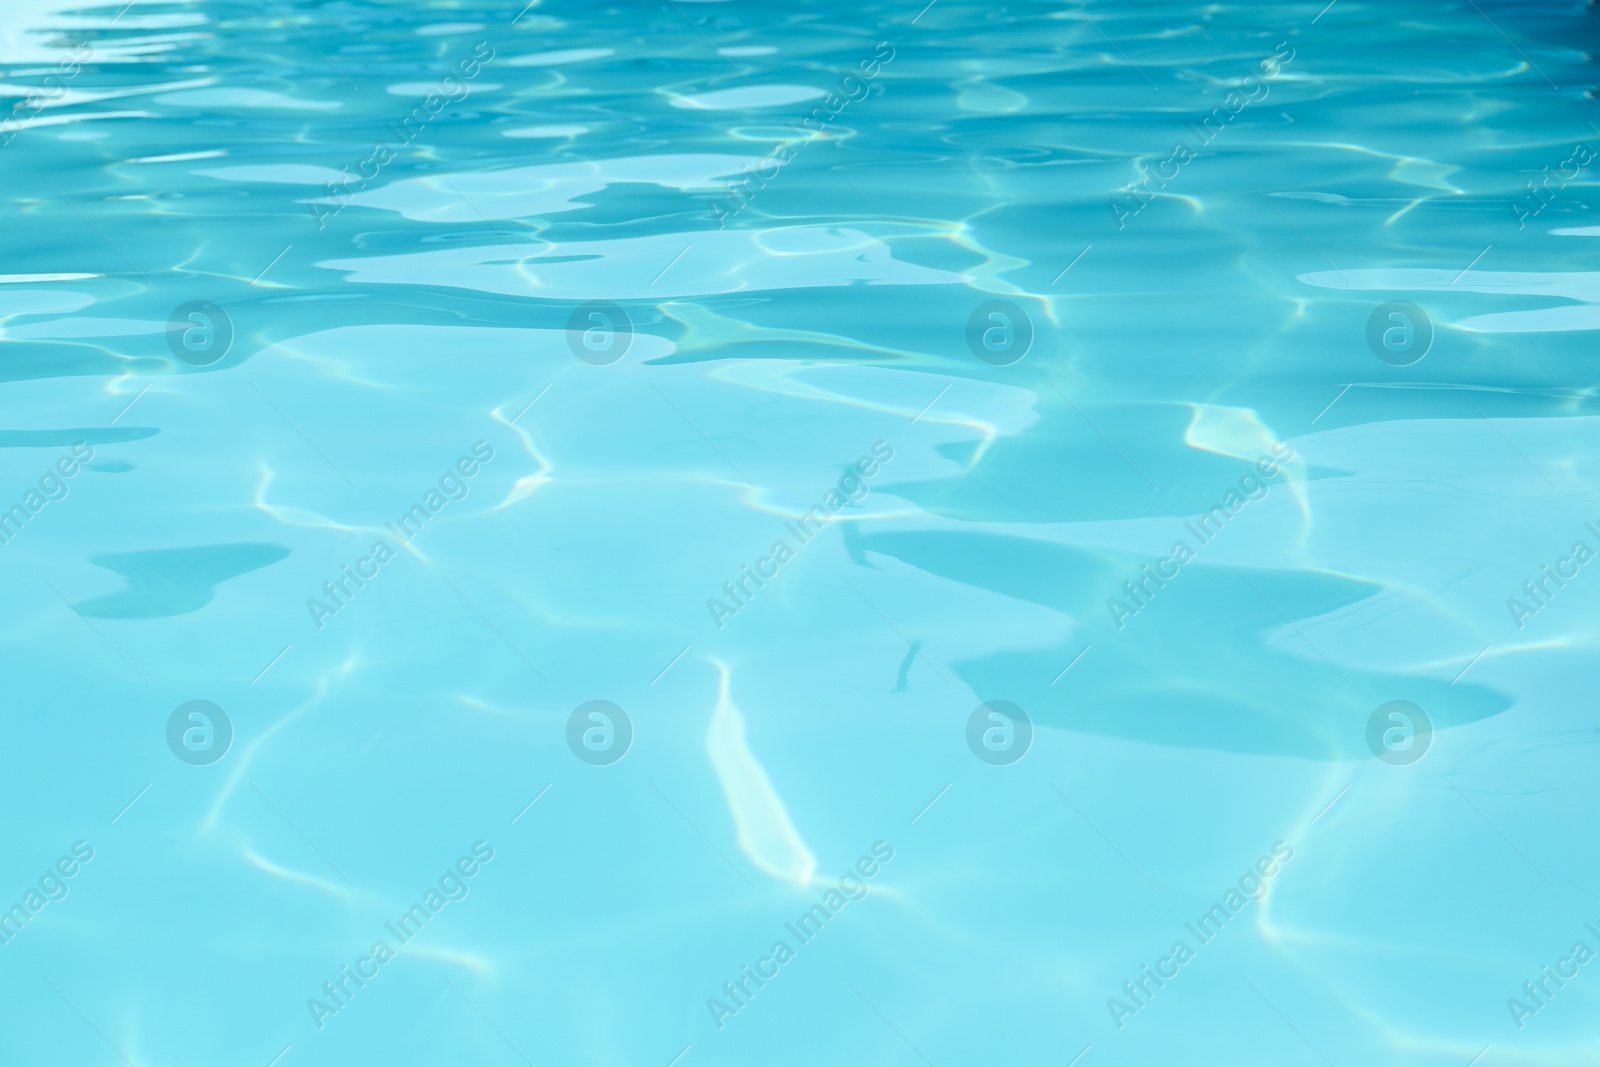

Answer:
[4,0,1600,1063]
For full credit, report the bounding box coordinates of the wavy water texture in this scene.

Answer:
[1,1,1597,1066]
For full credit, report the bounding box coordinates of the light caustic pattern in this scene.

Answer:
[0,1,1598,1066]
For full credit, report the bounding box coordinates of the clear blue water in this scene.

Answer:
[4,0,1600,1063]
